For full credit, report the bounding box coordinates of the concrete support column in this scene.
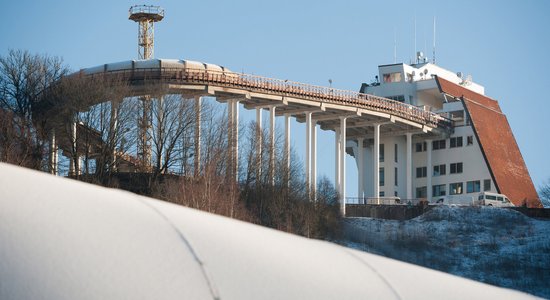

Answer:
[339,116,347,215]
[227,100,234,178]
[110,100,120,171]
[228,100,240,181]
[234,100,239,179]
[426,139,432,202]
[157,96,164,172]
[373,123,381,204]
[335,128,341,192]
[49,129,58,175]
[406,133,413,200]
[256,108,263,182]
[284,113,290,186]
[194,96,202,176]
[357,137,365,202]
[139,97,152,167]
[69,120,79,176]
[305,112,312,199]
[311,120,317,199]
[269,105,276,186]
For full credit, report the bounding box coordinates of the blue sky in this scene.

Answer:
[3,0,550,195]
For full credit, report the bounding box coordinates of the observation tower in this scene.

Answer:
[129,5,164,59]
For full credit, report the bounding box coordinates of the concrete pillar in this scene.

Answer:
[157,96,164,172]
[256,107,262,182]
[110,100,120,171]
[406,133,413,200]
[311,120,317,199]
[284,113,290,186]
[357,137,365,202]
[69,121,79,176]
[227,100,240,180]
[234,100,239,180]
[49,129,58,175]
[305,112,312,198]
[373,123,380,204]
[227,100,234,178]
[139,97,152,167]
[335,128,341,192]
[269,105,276,186]
[426,139,432,202]
[194,96,202,176]
[339,116,347,215]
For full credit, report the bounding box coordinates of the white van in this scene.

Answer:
[477,192,514,207]
[432,195,477,206]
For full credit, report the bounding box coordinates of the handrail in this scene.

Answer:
[83,67,453,130]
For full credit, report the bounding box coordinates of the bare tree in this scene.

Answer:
[539,179,550,208]
[0,49,68,169]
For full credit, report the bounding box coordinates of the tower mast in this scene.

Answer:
[129,5,164,59]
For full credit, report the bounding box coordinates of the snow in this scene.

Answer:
[343,206,550,298]
[0,163,540,299]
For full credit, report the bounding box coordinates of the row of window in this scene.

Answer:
[378,167,399,187]
[416,162,463,178]
[378,144,399,163]
[415,136,474,152]
[415,179,491,198]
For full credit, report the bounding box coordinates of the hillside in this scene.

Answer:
[342,207,550,298]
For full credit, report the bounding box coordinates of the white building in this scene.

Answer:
[352,53,540,207]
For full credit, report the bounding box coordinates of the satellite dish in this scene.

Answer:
[457,72,463,79]
[412,71,416,76]
[423,69,428,75]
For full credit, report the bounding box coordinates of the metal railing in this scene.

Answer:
[83,67,453,130]
[346,197,427,206]
[129,5,165,17]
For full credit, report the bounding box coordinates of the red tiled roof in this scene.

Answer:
[435,76,541,207]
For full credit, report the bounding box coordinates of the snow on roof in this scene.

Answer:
[79,59,231,75]
[0,162,538,299]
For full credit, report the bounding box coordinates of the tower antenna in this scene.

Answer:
[414,15,417,64]
[394,28,397,64]
[129,5,164,60]
[432,16,436,64]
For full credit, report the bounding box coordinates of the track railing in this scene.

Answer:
[84,67,453,130]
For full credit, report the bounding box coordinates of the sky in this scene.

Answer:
[3,0,550,196]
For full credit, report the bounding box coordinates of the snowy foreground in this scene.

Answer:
[343,207,550,299]
[0,162,541,300]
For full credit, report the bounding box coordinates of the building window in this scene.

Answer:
[450,182,464,195]
[450,136,463,148]
[467,136,474,146]
[379,191,385,197]
[388,95,405,102]
[433,164,446,176]
[394,167,398,186]
[416,186,427,198]
[394,144,398,163]
[415,142,427,152]
[380,167,385,186]
[484,179,491,191]
[383,72,402,83]
[380,144,384,162]
[394,191,398,197]
[416,166,427,178]
[433,184,446,197]
[467,180,481,193]
[432,139,446,150]
[450,162,463,174]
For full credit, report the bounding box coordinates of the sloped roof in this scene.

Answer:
[435,76,541,207]
[0,163,538,299]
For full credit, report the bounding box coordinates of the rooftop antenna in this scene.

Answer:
[129,5,165,60]
[432,16,436,64]
[393,27,397,64]
[414,15,417,64]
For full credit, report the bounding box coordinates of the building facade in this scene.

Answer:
[352,55,540,207]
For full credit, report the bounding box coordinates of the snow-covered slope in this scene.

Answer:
[0,163,539,299]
